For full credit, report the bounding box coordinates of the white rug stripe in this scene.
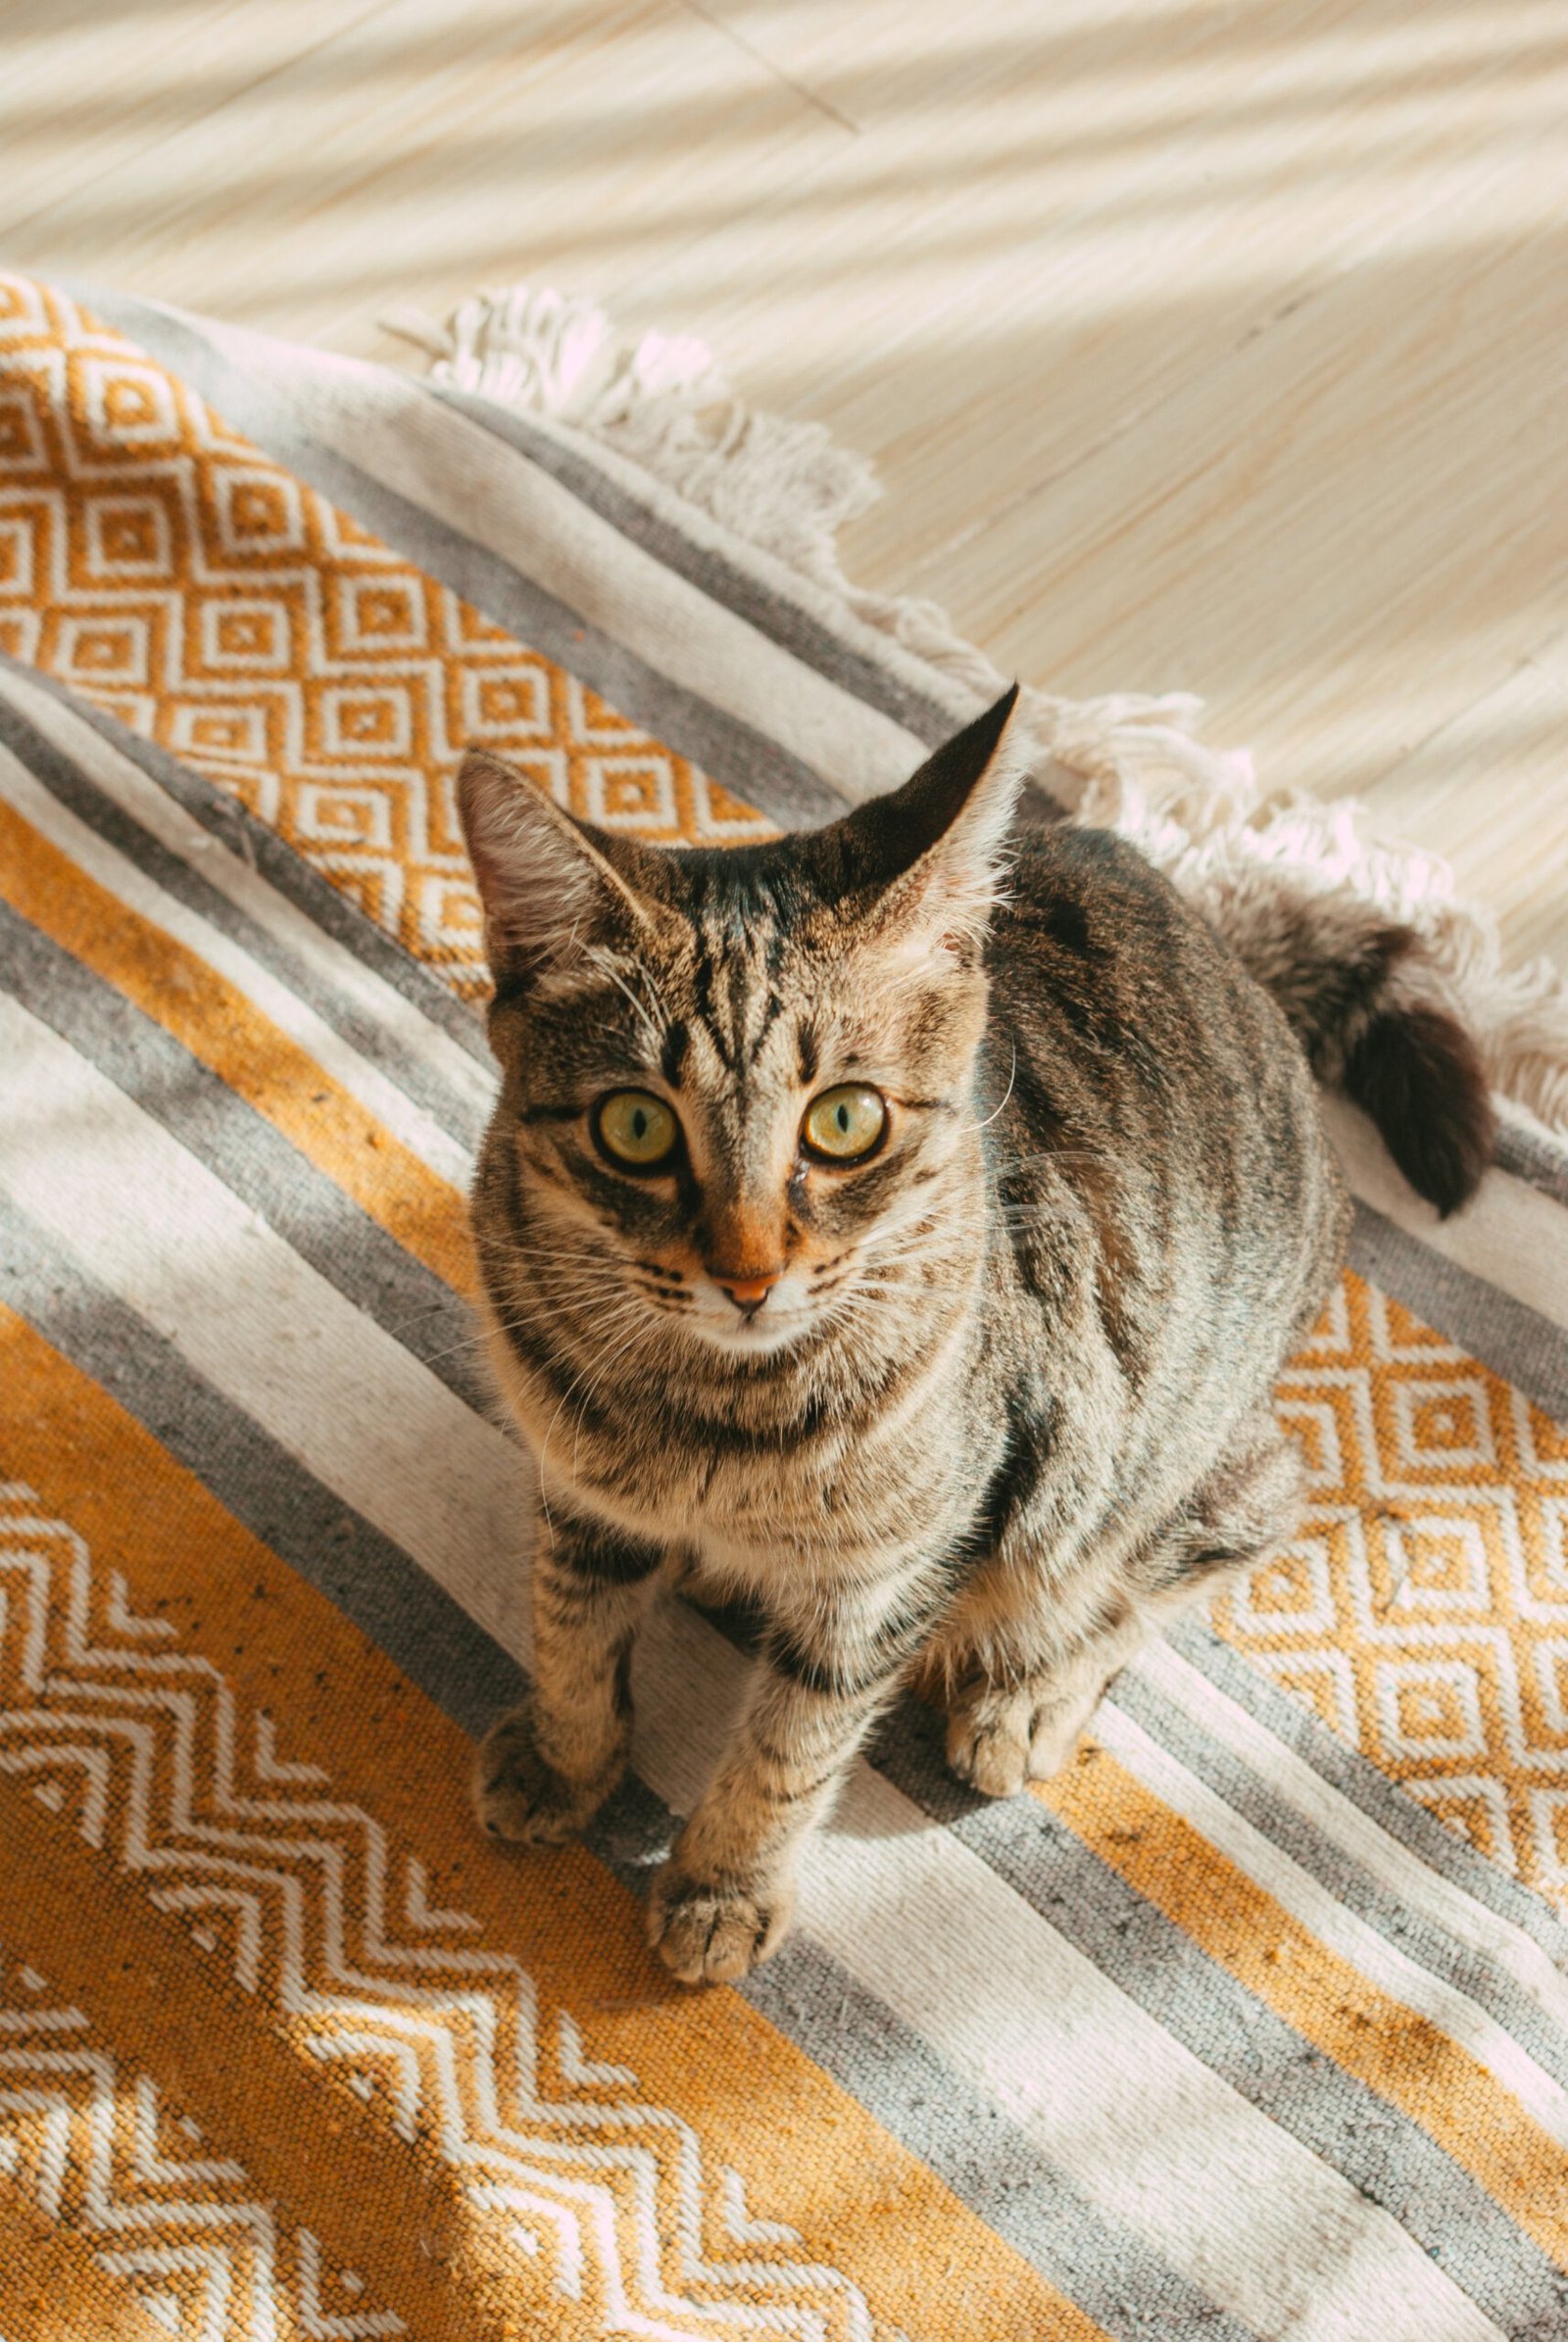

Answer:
[803,1777,1505,2342]
[1323,1094,1568,1331]
[0,998,527,1664]
[1139,1637,1568,2041]
[1094,1699,1568,2147]
[626,1607,1503,2342]
[0,666,494,1139]
[181,314,928,805]
[0,747,472,1192]
[0,998,1500,2342]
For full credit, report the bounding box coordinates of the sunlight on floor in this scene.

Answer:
[5,0,1566,962]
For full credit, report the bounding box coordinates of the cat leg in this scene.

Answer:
[945,1415,1304,1795]
[474,1510,664,1844]
[648,1572,937,1984]
[647,1663,885,1985]
[1142,1412,1307,1616]
[1027,1418,1301,1783]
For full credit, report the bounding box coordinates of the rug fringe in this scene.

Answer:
[386,285,1568,1139]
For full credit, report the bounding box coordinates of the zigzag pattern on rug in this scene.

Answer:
[0,1483,883,2342]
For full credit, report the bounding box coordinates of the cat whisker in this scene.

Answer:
[994,1146,1119,1172]
[384,1294,474,1328]
[415,1306,616,1374]
[630,956,676,1037]
[535,1297,653,1518]
[460,1278,660,1357]
[405,1330,499,1369]
[567,1312,663,1477]
[845,1273,982,1296]
[485,1237,637,1269]
[968,1043,1017,1135]
[491,1275,638,1320]
[590,948,666,1053]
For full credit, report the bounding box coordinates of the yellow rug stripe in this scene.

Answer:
[0,793,472,1293]
[1037,1742,1568,2264]
[2,1301,1101,2342]
[0,2173,176,2342]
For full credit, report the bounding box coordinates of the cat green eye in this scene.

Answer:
[803,1084,888,1163]
[596,1090,679,1168]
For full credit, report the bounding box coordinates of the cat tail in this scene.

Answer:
[1221,888,1495,1217]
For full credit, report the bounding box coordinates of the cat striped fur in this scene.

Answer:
[457,689,1494,1984]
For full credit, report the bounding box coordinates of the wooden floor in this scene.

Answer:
[8,0,1566,964]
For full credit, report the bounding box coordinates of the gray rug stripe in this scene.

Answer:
[740,1932,1262,2342]
[0,675,492,1148]
[430,385,962,751]
[1350,1199,1568,1419]
[0,1200,1252,2342]
[687,1589,1568,2095]
[0,652,490,1065]
[0,900,487,1413]
[589,1785,1260,2342]
[870,1705,1568,2337]
[1494,1119,1568,1209]
[1171,1621,1568,1975]
[1106,1664,1568,2091]
[75,290,853,830]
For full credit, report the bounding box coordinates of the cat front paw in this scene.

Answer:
[472,1701,622,1845]
[646,1863,793,1985]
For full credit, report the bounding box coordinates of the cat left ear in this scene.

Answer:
[457,748,652,986]
[839,684,1029,953]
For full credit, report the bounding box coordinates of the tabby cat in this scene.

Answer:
[457,689,1493,1984]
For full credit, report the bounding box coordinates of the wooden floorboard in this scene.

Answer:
[5,0,1564,963]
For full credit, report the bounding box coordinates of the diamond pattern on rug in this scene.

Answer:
[1215,1273,1568,1907]
[0,274,771,996]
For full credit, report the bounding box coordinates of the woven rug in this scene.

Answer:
[4,268,1568,2342]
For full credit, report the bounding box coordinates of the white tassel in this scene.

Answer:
[387,284,1568,1138]
[384,285,881,581]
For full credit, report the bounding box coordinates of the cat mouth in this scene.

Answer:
[683,1303,814,1358]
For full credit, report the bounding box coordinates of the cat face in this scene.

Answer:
[459,690,1024,1360]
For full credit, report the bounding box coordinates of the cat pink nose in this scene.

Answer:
[710,1266,783,1312]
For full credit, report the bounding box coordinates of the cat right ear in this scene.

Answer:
[827,685,1030,965]
[457,749,649,986]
